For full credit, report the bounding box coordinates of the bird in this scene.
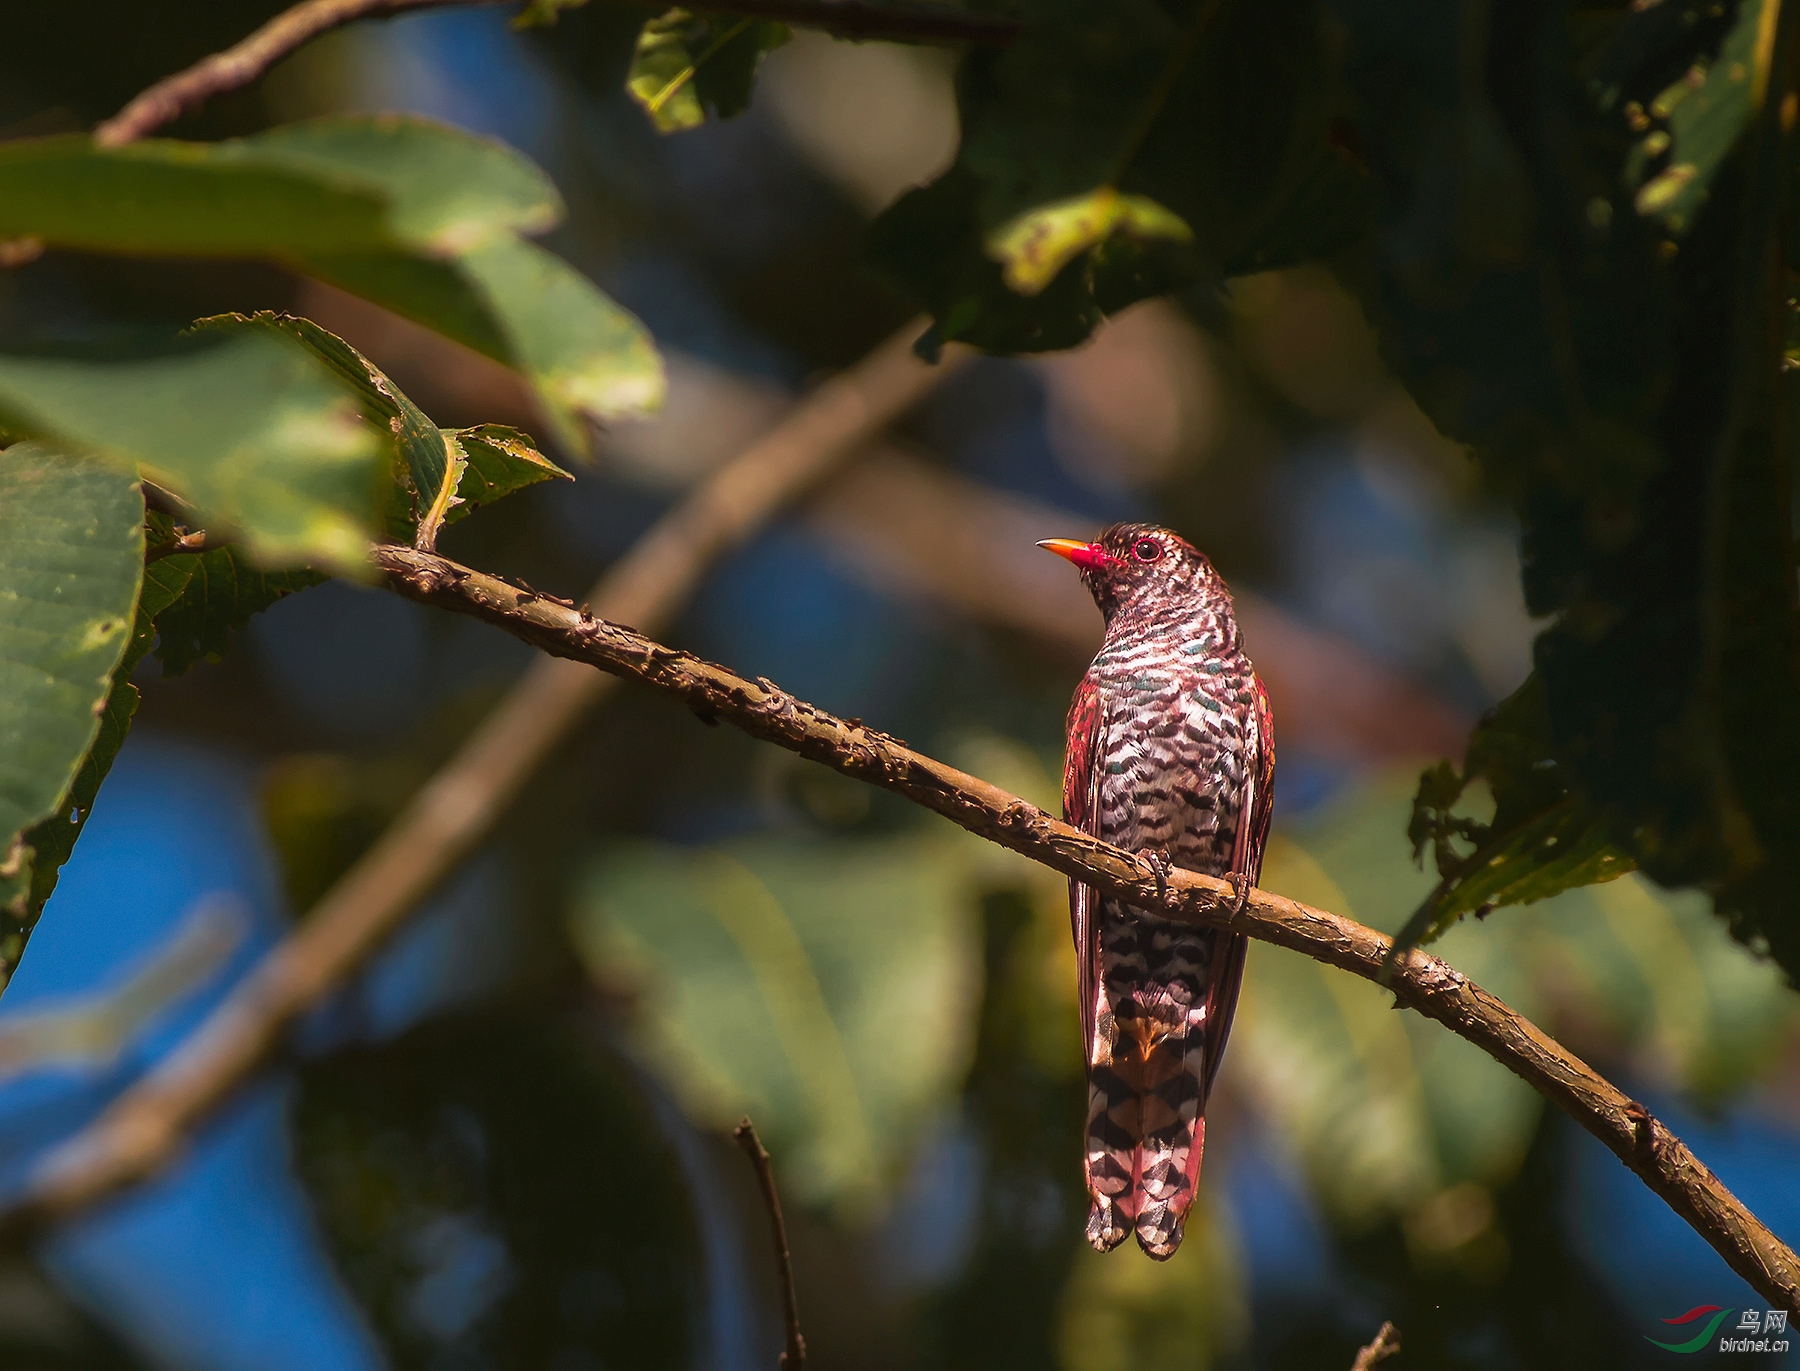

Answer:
[1038,523,1273,1260]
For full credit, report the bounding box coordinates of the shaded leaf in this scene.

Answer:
[514,0,589,26]
[1590,0,1775,234]
[0,332,380,573]
[626,8,791,133]
[1400,677,1633,952]
[869,0,1370,352]
[570,833,980,1211]
[1333,0,1800,973]
[0,444,143,951]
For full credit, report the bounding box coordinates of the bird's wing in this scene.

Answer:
[1201,672,1275,1095]
[1063,675,1106,1057]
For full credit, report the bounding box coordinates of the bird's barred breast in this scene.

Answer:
[1086,633,1255,874]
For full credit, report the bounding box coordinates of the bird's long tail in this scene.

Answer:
[1082,914,1240,1259]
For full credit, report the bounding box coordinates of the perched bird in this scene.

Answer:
[1039,523,1274,1260]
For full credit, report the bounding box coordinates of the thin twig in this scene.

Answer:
[261,547,1800,1309]
[1351,1322,1401,1371]
[94,0,1018,145]
[0,321,962,1241]
[731,1118,806,1371]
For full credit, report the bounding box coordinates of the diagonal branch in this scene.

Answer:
[293,548,1800,1308]
[95,0,1018,146]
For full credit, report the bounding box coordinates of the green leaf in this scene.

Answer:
[985,187,1194,297]
[1399,677,1634,953]
[1245,772,1794,1245]
[307,235,665,454]
[13,520,324,950]
[0,118,557,260]
[198,313,573,545]
[444,423,572,524]
[626,9,792,134]
[198,312,455,547]
[0,333,381,574]
[0,117,664,450]
[570,833,980,1211]
[0,443,144,950]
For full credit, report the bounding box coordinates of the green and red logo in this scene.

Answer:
[1646,1305,1734,1353]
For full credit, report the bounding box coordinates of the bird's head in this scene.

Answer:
[1037,522,1225,623]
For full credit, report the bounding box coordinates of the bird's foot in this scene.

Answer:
[1225,870,1253,921]
[1145,849,1179,913]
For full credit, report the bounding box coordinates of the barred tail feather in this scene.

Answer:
[1083,913,1224,1259]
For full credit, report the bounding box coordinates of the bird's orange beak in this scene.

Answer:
[1037,538,1115,572]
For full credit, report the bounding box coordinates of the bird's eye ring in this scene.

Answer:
[1132,538,1163,563]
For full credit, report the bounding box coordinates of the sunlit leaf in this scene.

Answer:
[626,8,791,134]
[310,235,666,454]
[0,333,380,573]
[0,118,664,450]
[444,423,572,524]
[571,833,980,1211]
[197,311,450,545]
[0,443,143,947]
[0,117,556,259]
[985,187,1193,297]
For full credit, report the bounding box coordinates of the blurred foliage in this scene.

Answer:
[295,1004,699,1371]
[868,0,1366,353]
[571,831,982,1212]
[1242,773,1797,1246]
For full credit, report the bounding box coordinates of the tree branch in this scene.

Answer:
[1350,1322,1401,1371]
[0,321,962,1242]
[291,544,1800,1309]
[94,0,1018,146]
[732,1118,806,1371]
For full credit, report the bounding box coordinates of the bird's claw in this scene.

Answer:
[1225,871,1252,920]
[1146,849,1178,912]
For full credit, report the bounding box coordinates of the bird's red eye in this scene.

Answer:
[1132,538,1163,563]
